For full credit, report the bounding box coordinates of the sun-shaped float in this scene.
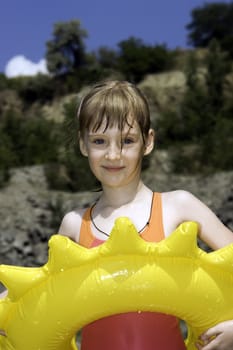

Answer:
[1,218,233,350]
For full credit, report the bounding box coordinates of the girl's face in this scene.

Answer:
[80,118,154,189]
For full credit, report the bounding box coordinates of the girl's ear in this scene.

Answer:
[79,137,88,157]
[144,129,155,156]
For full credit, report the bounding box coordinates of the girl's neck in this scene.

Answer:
[98,180,149,209]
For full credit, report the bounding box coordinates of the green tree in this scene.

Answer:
[186,2,233,57]
[158,52,207,146]
[0,110,59,167]
[95,46,118,70]
[179,52,208,141]
[16,74,55,104]
[178,40,230,143]
[205,39,231,114]
[0,73,9,91]
[0,129,15,187]
[45,98,99,192]
[159,42,233,172]
[117,37,174,83]
[46,20,88,75]
[200,39,233,170]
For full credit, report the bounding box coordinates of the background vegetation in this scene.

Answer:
[0,2,233,190]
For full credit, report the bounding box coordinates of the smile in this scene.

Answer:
[102,166,125,172]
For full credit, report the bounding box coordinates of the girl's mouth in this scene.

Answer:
[102,166,125,172]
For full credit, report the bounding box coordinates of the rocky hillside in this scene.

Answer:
[0,149,232,293]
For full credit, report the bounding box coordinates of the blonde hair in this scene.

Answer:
[77,80,151,143]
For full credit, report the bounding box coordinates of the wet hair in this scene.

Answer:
[77,80,151,143]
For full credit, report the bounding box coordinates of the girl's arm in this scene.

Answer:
[173,191,233,350]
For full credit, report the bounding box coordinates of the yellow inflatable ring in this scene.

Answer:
[1,218,233,350]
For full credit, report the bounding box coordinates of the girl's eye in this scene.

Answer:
[123,138,134,145]
[92,138,105,145]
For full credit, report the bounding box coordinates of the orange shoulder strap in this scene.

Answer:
[79,207,94,248]
[140,192,165,242]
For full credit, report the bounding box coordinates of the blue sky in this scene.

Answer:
[0,0,231,76]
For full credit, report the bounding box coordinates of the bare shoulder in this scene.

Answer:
[162,189,218,222]
[162,190,233,249]
[58,208,86,243]
[162,189,197,204]
[160,190,198,235]
[162,190,199,216]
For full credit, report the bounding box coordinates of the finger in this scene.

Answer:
[200,337,221,350]
[200,327,219,342]
[195,342,203,349]
[0,329,6,337]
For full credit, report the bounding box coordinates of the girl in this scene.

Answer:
[58,80,233,350]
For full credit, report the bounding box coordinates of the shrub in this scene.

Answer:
[45,97,99,192]
[10,75,55,105]
[0,109,59,167]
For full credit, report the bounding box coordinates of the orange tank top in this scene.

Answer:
[79,192,165,247]
[80,193,186,350]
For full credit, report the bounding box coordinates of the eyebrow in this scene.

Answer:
[87,131,138,137]
[87,133,106,137]
[122,132,138,137]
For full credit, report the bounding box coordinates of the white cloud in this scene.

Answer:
[5,55,48,78]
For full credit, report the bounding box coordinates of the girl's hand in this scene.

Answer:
[196,320,233,349]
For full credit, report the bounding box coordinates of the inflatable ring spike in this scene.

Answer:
[1,218,233,350]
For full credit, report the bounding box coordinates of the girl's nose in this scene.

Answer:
[105,144,121,160]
